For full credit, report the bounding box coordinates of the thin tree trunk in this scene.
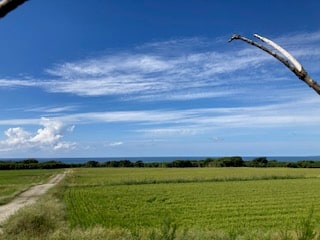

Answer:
[229,34,320,95]
[0,0,28,18]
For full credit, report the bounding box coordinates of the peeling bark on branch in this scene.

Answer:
[0,0,28,18]
[229,34,320,95]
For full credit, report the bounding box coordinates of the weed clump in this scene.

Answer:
[0,199,64,240]
[296,208,319,240]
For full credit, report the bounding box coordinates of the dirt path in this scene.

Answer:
[0,171,67,226]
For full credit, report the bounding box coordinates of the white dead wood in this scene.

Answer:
[253,34,302,72]
[229,34,320,95]
[0,0,28,18]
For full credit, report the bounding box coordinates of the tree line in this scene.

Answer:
[1,157,320,170]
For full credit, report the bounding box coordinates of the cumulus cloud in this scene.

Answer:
[29,118,63,144]
[0,117,76,152]
[4,127,31,147]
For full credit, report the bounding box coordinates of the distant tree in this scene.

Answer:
[0,161,15,169]
[296,160,320,168]
[119,160,133,167]
[170,160,193,168]
[144,162,161,168]
[247,157,268,167]
[266,160,283,167]
[85,160,99,168]
[285,162,298,168]
[105,161,120,167]
[21,158,38,164]
[39,161,67,169]
[202,157,244,167]
[203,158,216,167]
[218,156,244,167]
[134,160,144,167]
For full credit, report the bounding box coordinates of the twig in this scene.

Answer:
[229,34,320,95]
[0,0,28,18]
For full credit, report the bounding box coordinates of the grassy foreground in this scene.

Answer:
[1,167,320,239]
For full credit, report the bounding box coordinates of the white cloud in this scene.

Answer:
[29,118,63,144]
[1,31,320,103]
[109,141,124,147]
[1,93,320,133]
[54,142,76,150]
[25,105,78,113]
[0,117,76,152]
[42,49,264,98]
[0,79,38,88]
[1,31,320,157]
[0,119,41,126]
[4,127,31,147]
[139,127,203,137]
[40,31,320,101]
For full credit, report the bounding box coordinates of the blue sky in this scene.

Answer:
[1,0,320,158]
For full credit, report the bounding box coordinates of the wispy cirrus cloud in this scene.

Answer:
[0,79,38,88]
[42,48,268,98]
[108,141,124,147]
[41,31,320,102]
[1,31,320,102]
[25,105,79,113]
[1,94,319,131]
[0,93,319,155]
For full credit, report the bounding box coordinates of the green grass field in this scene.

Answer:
[0,169,62,205]
[63,168,320,233]
[2,167,320,240]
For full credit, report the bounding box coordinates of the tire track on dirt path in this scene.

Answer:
[0,171,68,226]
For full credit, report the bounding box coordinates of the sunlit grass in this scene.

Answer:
[64,168,320,232]
[65,167,320,186]
[2,167,320,239]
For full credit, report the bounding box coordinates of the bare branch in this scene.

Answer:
[229,33,320,95]
[0,0,28,19]
[253,34,302,72]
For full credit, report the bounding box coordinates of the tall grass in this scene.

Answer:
[1,198,320,240]
[0,197,65,240]
[296,208,319,240]
[2,210,320,240]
